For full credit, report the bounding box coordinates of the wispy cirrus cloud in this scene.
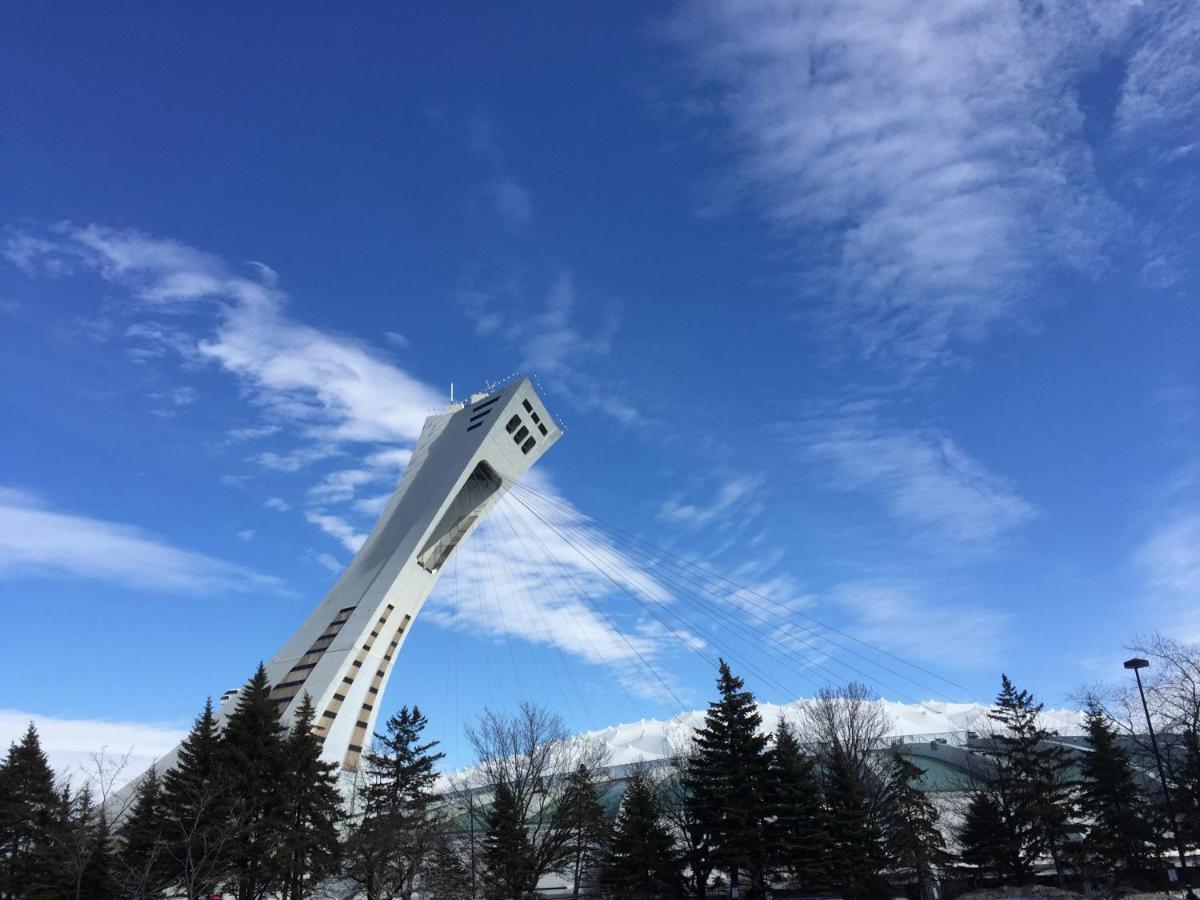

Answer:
[665,0,1132,367]
[658,474,764,530]
[7,222,445,450]
[1138,513,1200,602]
[831,580,1010,669]
[424,482,688,703]
[1115,0,1200,160]
[0,486,286,596]
[487,177,534,229]
[802,408,1036,548]
[5,224,690,695]
[1136,458,1200,640]
[458,270,636,425]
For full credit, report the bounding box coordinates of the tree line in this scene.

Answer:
[3,633,1200,899]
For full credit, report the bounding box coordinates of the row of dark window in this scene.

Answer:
[467,394,502,431]
[506,402,546,455]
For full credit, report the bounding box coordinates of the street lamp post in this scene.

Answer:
[1124,657,1196,898]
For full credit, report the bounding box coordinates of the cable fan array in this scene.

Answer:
[433,477,971,744]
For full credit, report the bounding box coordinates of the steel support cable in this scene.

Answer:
[501,490,689,713]
[494,494,652,724]
[499,496,657,729]
[475,481,525,699]
[464,483,498,708]
[441,546,456,750]
[509,492,838,698]
[510,485,959,715]
[512,488,951,706]
[489,495,591,729]
[509,481,970,697]
[501,490,682,717]
[510,487,914,707]
[452,546,461,762]
[507,490,810,707]
[510,481,956,697]
[484,490,556,715]
[505,491,836,701]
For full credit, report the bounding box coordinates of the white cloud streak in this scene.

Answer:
[423,485,688,702]
[7,223,445,450]
[4,224,686,697]
[832,580,1010,668]
[666,0,1128,366]
[0,487,285,596]
[803,410,1036,547]
[658,475,764,529]
[1137,510,1200,640]
[1115,0,1200,159]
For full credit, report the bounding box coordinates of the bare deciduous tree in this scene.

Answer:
[465,701,608,894]
[1124,633,1200,737]
[797,682,893,774]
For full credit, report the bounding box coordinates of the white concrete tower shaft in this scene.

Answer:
[114,378,561,793]
[256,378,561,771]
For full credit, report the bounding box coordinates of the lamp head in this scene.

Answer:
[1124,657,1150,671]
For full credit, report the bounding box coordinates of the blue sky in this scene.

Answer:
[1,1,1198,768]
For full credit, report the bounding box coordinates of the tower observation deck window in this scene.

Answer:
[506,415,521,434]
[521,436,536,454]
[513,425,529,443]
[417,461,503,573]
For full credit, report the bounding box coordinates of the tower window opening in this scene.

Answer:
[505,415,521,434]
[513,425,529,443]
[538,423,548,436]
[472,395,501,413]
[522,399,533,412]
[417,461,503,573]
[530,411,540,424]
[521,436,536,454]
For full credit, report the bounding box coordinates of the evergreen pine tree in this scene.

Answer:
[49,783,118,900]
[765,720,830,892]
[361,705,444,816]
[880,752,947,900]
[483,781,535,899]
[277,694,342,900]
[1077,701,1155,888]
[350,705,446,897]
[78,804,118,900]
[117,764,171,899]
[161,698,232,900]
[0,723,61,899]
[219,663,288,900]
[979,674,1076,884]
[822,744,890,900]
[421,828,472,899]
[560,763,608,899]
[1176,730,1200,854]
[959,791,1008,879]
[601,767,683,899]
[682,660,771,896]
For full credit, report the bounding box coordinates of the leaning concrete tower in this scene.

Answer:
[153,377,561,778]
